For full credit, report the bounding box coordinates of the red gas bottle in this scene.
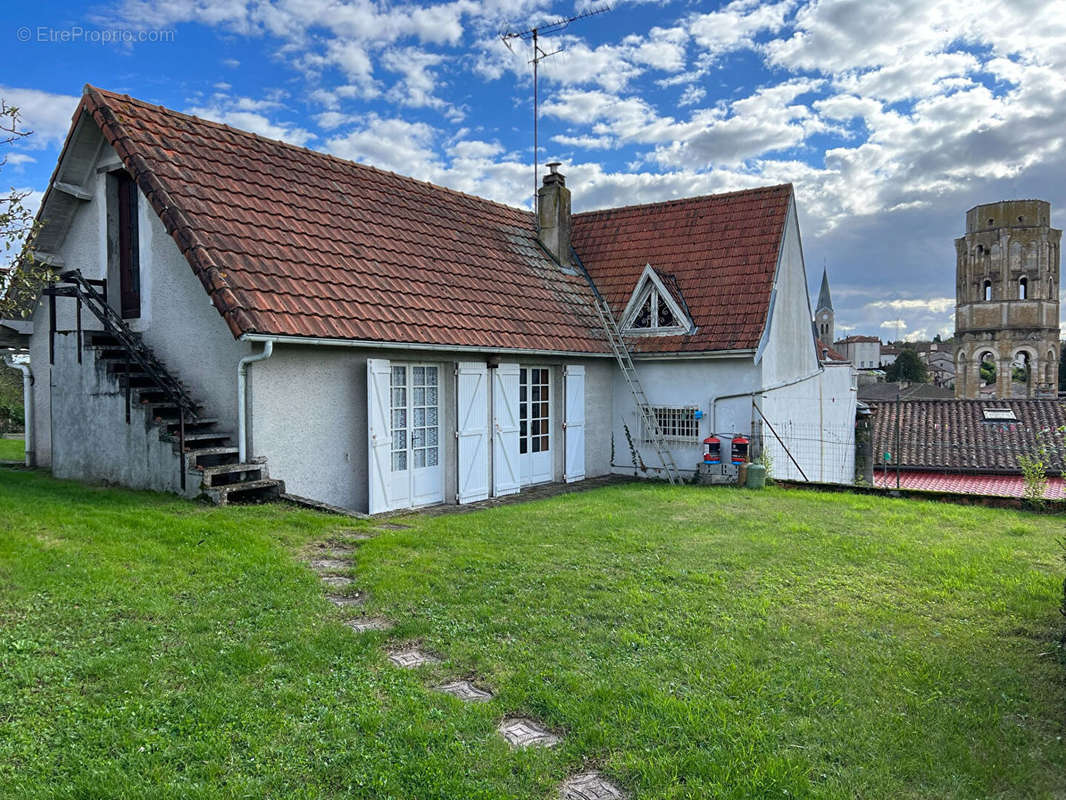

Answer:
[730,435,749,464]
[703,436,721,464]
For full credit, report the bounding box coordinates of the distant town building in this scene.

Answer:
[879,344,899,367]
[954,200,1061,399]
[834,335,881,369]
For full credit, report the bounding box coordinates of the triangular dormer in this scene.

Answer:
[618,264,694,336]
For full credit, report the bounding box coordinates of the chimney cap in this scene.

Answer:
[547,162,562,173]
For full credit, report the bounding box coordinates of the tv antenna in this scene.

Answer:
[501,5,611,215]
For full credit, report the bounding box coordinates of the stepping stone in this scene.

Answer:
[436,680,494,702]
[321,575,354,589]
[374,522,410,530]
[327,592,364,607]
[559,772,626,800]
[388,648,440,668]
[336,529,378,540]
[497,717,559,749]
[308,558,350,571]
[345,616,392,633]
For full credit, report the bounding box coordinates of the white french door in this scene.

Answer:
[389,363,443,508]
[519,366,553,485]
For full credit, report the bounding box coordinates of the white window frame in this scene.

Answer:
[619,264,693,336]
[642,405,700,444]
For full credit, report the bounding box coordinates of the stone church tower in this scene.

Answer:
[814,268,834,343]
[954,200,1061,399]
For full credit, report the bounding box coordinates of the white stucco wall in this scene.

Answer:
[249,345,614,513]
[758,197,819,386]
[611,356,761,479]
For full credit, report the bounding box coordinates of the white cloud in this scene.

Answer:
[186,99,316,146]
[0,87,80,149]
[866,298,956,315]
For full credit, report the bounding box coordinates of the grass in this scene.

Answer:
[0,437,24,461]
[1,468,1064,799]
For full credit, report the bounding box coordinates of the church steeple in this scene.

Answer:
[814,268,834,343]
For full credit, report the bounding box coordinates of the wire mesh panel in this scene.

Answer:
[755,420,856,485]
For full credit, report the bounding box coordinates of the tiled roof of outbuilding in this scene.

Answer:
[868,399,1066,474]
[75,86,608,352]
[571,185,792,353]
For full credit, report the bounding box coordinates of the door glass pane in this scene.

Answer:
[390,365,408,473]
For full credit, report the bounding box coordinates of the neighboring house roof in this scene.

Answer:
[815,268,832,312]
[858,381,954,402]
[816,338,848,362]
[836,335,880,344]
[571,184,793,353]
[867,399,1066,474]
[60,86,609,353]
[872,470,1066,499]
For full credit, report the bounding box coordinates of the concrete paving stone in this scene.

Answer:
[559,772,626,800]
[309,558,350,571]
[435,680,494,702]
[374,522,410,530]
[336,529,378,540]
[321,575,354,589]
[497,717,560,749]
[344,616,393,633]
[388,648,440,668]
[327,593,364,607]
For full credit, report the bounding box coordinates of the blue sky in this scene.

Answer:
[5,0,1066,342]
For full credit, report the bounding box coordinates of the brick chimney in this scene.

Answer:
[538,162,571,267]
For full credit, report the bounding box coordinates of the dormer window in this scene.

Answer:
[619,264,693,336]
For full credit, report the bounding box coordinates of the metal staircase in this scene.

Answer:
[591,296,681,485]
[43,270,283,503]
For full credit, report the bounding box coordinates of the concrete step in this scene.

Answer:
[118,374,160,389]
[198,462,265,487]
[205,478,284,505]
[158,416,219,434]
[177,431,232,448]
[86,332,120,347]
[186,446,240,469]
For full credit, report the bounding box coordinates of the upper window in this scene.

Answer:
[1019,276,1028,299]
[620,264,693,336]
[108,170,141,319]
[983,280,992,301]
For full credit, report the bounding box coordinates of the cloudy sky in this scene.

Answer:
[4,0,1066,342]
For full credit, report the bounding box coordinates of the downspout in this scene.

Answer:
[237,340,274,463]
[4,356,33,467]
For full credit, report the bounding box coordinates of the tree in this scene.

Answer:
[884,347,929,383]
[0,100,49,319]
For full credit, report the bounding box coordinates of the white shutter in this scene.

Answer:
[493,363,520,497]
[457,362,489,503]
[367,358,392,514]
[564,364,586,483]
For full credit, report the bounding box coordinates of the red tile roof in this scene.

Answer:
[78,86,607,353]
[572,185,791,353]
[872,470,1066,499]
[53,87,790,356]
[816,338,848,362]
[868,399,1066,474]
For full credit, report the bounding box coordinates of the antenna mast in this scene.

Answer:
[502,5,611,215]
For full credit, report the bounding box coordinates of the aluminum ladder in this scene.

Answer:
[592,296,681,485]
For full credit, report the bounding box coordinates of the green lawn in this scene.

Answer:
[0,437,24,461]
[1,468,1063,799]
